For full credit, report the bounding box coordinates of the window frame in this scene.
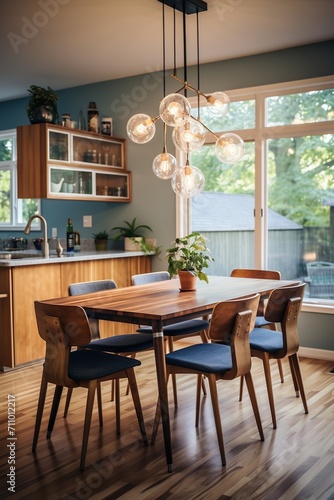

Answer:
[177,75,334,313]
[0,129,40,230]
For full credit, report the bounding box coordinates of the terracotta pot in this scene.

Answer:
[178,270,197,291]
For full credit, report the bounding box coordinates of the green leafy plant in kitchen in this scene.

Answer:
[93,230,109,240]
[92,230,109,251]
[135,237,162,256]
[27,84,58,124]
[110,217,153,240]
[166,232,213,284]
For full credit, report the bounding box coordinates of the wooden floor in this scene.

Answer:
[1,345,333,500]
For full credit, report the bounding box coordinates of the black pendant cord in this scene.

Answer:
[183,0,187,97]
[196,9,200,119]
[173,6,177,77]
[162,1,166,99]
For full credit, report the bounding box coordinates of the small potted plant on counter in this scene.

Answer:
[110,217,155,252]
[92,229,109,251]
[27,84,59,124]
[166,232,213,291]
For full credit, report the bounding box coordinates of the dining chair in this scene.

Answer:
[131,271,210,406]
[151,294,264,466]
[32,301,148,471]
[64,279,153,434]
[230,268,284,399]
[248,282,308,429]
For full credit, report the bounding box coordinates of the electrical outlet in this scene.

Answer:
[52,227,57,238]
[83,215,92,227]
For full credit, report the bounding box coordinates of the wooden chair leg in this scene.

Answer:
[277,359,284,383]
[207,373,226,466]
[195,374,202,427]
[288,356,300,397]
[261,354,277,429]
[126,368,148,446]
[111,380,115,402]
[244,373,265,441]
[289,354,308,414]
[239,375,244,402]
[168,337,178,407]
[80,381,96,471]
[63,388,72,418]
[150,398,161,445]
[115,379,121,435]
[97,382,103,427]
[47,385,63,438]
[32,375,48,452]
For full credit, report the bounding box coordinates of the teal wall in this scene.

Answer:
[1,40,333,353]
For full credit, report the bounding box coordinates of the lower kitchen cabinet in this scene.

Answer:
[0,255,151,369]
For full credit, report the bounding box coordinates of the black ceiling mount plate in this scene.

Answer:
[157,0,208,15]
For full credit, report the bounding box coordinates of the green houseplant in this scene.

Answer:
[166,232,213,290]
[110,217,154,252]
[92,229,109,251]
[27,85,58,124]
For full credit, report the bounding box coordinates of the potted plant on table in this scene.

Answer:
[110,217,155,252]
[27,85,58,124]
[166,232,213,291]
[93,229,109,251]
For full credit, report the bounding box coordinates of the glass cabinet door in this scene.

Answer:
[72,134,124,168]
[50,167,93,195]
[48,130,70,161]
[96,172,129,198]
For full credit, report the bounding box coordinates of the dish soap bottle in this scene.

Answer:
[66,218,74,252]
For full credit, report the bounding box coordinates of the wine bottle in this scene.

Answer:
[66,218,74,252]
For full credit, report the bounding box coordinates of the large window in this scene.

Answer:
[0,130,40,229]
[181,76,334,309]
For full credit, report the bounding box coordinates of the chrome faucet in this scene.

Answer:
[24,214,49,258]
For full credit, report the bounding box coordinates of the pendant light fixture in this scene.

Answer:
[126,0,244,198]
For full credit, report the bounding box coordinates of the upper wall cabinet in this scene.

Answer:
[17,124,132,202]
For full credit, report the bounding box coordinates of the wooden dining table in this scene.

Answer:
[41,275,298,472]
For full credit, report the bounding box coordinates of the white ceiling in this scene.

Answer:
[1,0,333,102]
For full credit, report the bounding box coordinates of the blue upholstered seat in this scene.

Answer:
[166,343,232,373]
[84,333,153,352]
[137,319,210,336]
[249,328,283,352]
[69,349,141,380]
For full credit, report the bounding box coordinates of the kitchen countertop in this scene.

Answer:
[0,250,151,267]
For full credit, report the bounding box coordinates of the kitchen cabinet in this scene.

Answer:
[17,123,131,202]
[0,254,151,369]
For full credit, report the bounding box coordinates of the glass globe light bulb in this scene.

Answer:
[214,132,245,164]
[206,91,230,117]
[159,93,191,127]
[126,114,156,144]
[171,164,205,198]
[172,117,206,153]
[152,152,177,179]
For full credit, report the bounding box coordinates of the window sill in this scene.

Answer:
[302,301,334,315]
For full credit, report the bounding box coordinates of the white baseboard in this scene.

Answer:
[299,347,334,361]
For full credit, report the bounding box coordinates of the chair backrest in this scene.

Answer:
[34,301,91,387]
[69,279,117,296]
[131,271,170,286]
[230,268,281,280]
[68,280,117,339]
[209,294,260,378]
[264,282,305,356]
[231,268,281,315]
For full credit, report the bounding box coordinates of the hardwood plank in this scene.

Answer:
[0,351,333,499]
